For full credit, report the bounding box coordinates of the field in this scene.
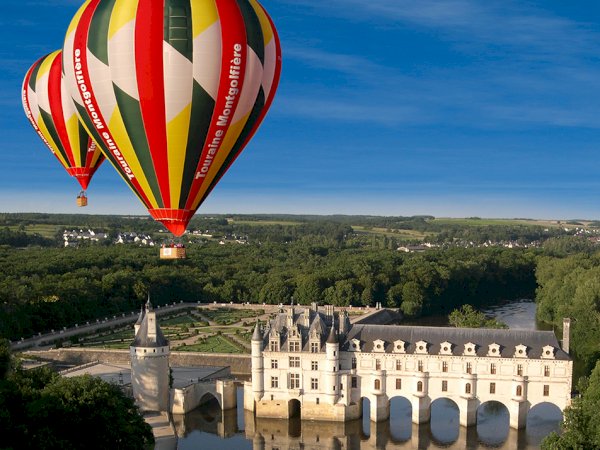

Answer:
[8,224,63,238]
[227,219,302,226]
[351,226,430,240]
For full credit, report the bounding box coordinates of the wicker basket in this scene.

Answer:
[160,247,186,259]
[76,195,88,207]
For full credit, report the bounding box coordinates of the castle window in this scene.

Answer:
[516,385,522,396]
[311,342,319,353]
[544,366,550,377]
[270,340,279,352]
[311,361,318,371]
[396,360,402,371]
[311,378,319,390]
[465,383,472,394]
[417,381,423,392]
[543,385,550,396]
[352,358,357,369]
[442,380,448,392]
[490,382,496,394]
[376,359,381,370]
[418,361,423,372]
[316,398,320,404]
[271,376,278,388]
[442,361,448,373]
[374,379,381,390]
[289,356,300,368]
[517,364,523,376]
[289,373,300,389]
[396,378,402,389]
[466,362,472,374]
[333,351,337,356]
[351,377,357,388]
[271,360,278,369]
[290,341,300,352]
[490,363,496,374]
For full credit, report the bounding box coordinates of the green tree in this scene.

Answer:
[0,343,153,450]
[448,305,507,329]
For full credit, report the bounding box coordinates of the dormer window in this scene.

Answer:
[487,343,501,357]
[350,338,361,352]
[439,341,453,355]
[514,344,528,358]
[464,342,476,356]
[393,340,406,353]
[541,345,555,359]
[415,340,429,354]
[373,339,386,353]
[270,340,279,352]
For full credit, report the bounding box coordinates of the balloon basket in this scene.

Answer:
[76,192,88,207]
[160,246,186,260]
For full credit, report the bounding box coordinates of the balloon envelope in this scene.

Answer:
[63,0,281,236]
[22,50,105,191]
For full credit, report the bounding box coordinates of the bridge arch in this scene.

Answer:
[527,402,562,441]
[477,400,510,446]
[360,397,371,436]
[430,397,460,445]
[388,395,412,442]
[199,392,221,409]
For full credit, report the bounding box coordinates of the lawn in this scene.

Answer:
[174,335,245,353]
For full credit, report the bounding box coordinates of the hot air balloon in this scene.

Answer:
[62,0,281,236]
[22,50,105,206]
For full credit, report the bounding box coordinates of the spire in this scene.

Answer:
[135,304,145,326]
[252,320,262,342]
[145,293,152,312]
[326,324,338,344]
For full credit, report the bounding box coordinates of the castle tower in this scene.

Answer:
[251,321,264,402]
[325,324,339,404]
[130,300,170,412]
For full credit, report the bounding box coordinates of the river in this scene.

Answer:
[176,299,562,449]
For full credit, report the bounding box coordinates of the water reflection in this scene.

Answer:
[175,389,560,449]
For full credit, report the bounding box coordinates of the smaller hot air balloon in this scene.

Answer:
[22,50,104,206]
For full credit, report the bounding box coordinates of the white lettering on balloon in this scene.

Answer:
[73,48,135,180]
[195,43,243,179]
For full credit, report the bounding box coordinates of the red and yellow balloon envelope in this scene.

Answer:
[62,0,282,236]
[22,50,105,203]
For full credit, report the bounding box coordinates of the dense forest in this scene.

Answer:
[0,243,536,341]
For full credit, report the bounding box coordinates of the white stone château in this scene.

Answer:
[244,304,572,429]
[130,299,170,412]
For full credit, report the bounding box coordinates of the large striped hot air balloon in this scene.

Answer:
[22,50,105,204]
[62,0,281,236]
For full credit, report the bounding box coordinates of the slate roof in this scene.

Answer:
[264,307,336,352]
[132,312,169,348]
[343,324,570,360]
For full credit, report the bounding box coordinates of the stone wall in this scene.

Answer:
[26,348,251,376]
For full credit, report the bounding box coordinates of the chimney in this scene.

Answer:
[562,318,571,354]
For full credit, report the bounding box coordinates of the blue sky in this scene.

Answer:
[3,1,600,219]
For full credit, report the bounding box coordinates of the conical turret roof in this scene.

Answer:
[252,321,262,342]
[326,324,338,344]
